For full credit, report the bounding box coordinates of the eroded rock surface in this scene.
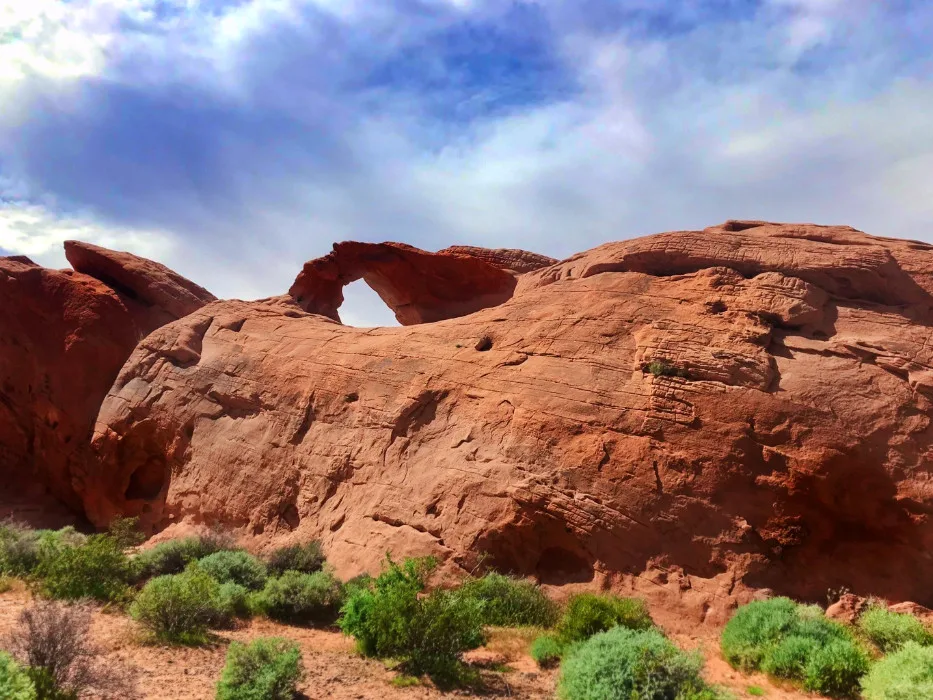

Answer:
[288,241,534,325]
[0,247,214,510]
[78,222,933,620]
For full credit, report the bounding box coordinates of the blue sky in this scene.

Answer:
[1,0,931,326]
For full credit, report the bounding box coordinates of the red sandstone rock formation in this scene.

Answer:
[49,222,933,621]
[288,241,553,325]
[0,245,214,511]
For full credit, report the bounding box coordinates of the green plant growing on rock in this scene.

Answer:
[646,359,689,379]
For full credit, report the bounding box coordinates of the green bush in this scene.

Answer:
[339,556,485,679]
[530,635,562,669]
[34,534,132,602]
[133,533,236,579]
[216,637,303,700]
[130,564,226,644]
[803,639,870,697]
[107,516,146,549]
[455,573,558,628]
[0,524,43,576]
[721,597,799,670]
[862,641,933,699]
[555,593,654,645]
[0,652,36,700]
[557,627,717,700]
[255,570,345,625]
[722,597,869,697]
[761,635,821,679]
[199,551,267,590]
[218,582,251,622]
[24,668,77,700]
[858,605,933,653]
[264,542,325,576]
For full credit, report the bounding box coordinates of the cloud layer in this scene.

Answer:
[1,0,931,325]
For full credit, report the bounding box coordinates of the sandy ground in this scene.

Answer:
[0,584,816,700]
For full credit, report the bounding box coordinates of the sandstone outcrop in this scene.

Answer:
[78,221,933,621]
[288,241,554,325]
[0,246,214,510]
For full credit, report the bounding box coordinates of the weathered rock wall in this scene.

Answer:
[80,222,933,621]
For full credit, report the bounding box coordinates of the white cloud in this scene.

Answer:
[0,0,931,327]
[0,200,175,264]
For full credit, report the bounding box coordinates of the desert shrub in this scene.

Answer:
[3,600,136,699]
[264,542,325,576]
[217,582,251,622]
[0,575,13,593]
[0,523,44,576]
[530,635,562,669]
[802,638,870,697]
[215,638,303,700]
[408,588,486,679]
[722,597,869,696]
[761,635,821,679]
[862,641,933,699]
[555,593,654,645]
[858,605,933,653]
[646,359,689,378]
[130,564,226,644]
[132,532,236,579]
[343,573,373,597]
[107,517,146,549]
[0,651,36,700]
[34,534,132,603]
[455,573,558,628]
[255,570,345,625]
[721,597,799,670]
[199,551,267,590]
[339,556,485,679]
[557,627,717,700]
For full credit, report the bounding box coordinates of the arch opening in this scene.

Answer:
[339,279,402,328]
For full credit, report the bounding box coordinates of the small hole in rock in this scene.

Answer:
[345,392,359,403]
[280,504,300,530]
[125,457,166,501]
[707,300,727,314]
[475,336,493,352]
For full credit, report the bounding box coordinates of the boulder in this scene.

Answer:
[0,245,214,511]
[74,222,933,620]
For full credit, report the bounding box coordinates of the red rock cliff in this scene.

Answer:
[0,244,215,511]
[33,223,933,622]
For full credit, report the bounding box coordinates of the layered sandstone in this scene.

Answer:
[77,221,933,621]
[0,245,214,510]
[288,241,554,325]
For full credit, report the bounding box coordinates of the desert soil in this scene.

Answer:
[0,584,814,699]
